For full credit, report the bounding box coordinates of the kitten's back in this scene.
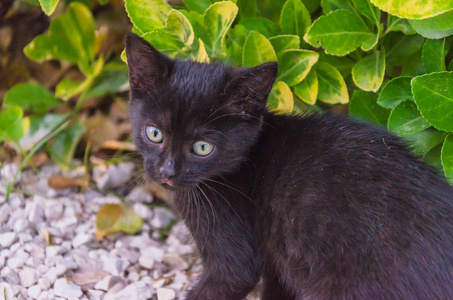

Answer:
[252,112,453,299]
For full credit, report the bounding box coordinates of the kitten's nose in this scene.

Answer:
[159,159,175,179]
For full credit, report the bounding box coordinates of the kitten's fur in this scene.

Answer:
[125,33,453,300]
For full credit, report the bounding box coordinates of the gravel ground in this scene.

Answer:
[0,162,206,300]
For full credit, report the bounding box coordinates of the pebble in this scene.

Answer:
[46,245,66,258]
[101,256,128,276]
[0,282,14,300]
[44,200,64,220]
[38,278,51,290]
[0,203,11,222]
[150,208,175,229]
[133,202,153,220]
[140,246,165,263]
[0,231,18,247]
[72,233,92,248]
[27,285,41,299]
[94,275,125,291]
[54,278,83,299]
[96,162,135,190]
[157,288,176,300]
[1,267,20,285]
[7,249,29,269]
[104,281,153,300]
[1,163,19,184]
[19,268,38,287]
[126,186,153,203]
[138,255,154,269]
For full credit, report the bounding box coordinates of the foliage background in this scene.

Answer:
[1,0,453,197]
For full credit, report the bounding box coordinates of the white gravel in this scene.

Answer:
[0,163,202,300]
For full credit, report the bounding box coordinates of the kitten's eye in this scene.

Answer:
[193,141,214,157]
[145,126,163,143]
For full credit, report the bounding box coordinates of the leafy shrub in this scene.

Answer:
[1,0,453,187]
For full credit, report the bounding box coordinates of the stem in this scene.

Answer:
[5,115,72,201]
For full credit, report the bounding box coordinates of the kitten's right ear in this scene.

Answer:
[125,33,174,89]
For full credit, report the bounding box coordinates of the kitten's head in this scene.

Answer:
[125,33,277,189]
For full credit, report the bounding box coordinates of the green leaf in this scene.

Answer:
[141,30,185,58]
[138,9,196,59]
[18,114,66,151]
[369,0,453,19]
[237,0,260,19]
[267,81,294,113]
[55,79,85,100]
[276,49,318,86]
[404,128,446,156]
[377,76,413,108]
[4,83,60,113]
[268,35,300,55]
[422,39,447,73]
[352,0,380,24]
[125,0,171,34]
[280,0,311,44]
[423,144,443,170]
[321,0,354,14]
[352,49,385,92]
[82,60,130,99]
[0,107,29,142]
[56,57,104,100]
[350,90,389,126]
[227,24,248,65]
[48,120,86,170]
[411,72,453,132]
[302,0,321,13]
[239,17,280,38]
[180,10,207,42]
[384,34,425,76]
[24,2,95,72]
[441,134,453,184]
[183,0,237,14]
[39,0,59,15]
[386,15,416,35]
[361,33,379,51]
[242,31,277,67]
[304,9,374,56]
[96,203,143,239]
[166,9,195,46]
[190,38,210,63]
[318,53,355,77]
[409,10,453,39]
[315,62,349,104]
[293,69,318,105]
[204,1,238,59]
[388,100,430,136]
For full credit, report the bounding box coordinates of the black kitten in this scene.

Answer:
[125,33,453,300]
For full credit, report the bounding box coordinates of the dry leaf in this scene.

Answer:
[145,181,173,203]
[99,140,136,152]
[39,227,51,244]
[48,175,86,190]
[69,272,109,287]
[28,152,49,167]
[95,203,143,240]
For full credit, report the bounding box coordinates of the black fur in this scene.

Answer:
[126,33,453,300]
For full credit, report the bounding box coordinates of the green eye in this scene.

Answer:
[145,126,163,143]
[193,141,214,156]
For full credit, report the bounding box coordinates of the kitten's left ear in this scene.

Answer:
[125,33,174,89]
[225,62,278,117]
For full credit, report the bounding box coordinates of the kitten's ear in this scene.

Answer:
[125,33,174,89]
[225,62,278,117]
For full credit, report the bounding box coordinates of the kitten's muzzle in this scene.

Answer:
[159,158,175,179]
